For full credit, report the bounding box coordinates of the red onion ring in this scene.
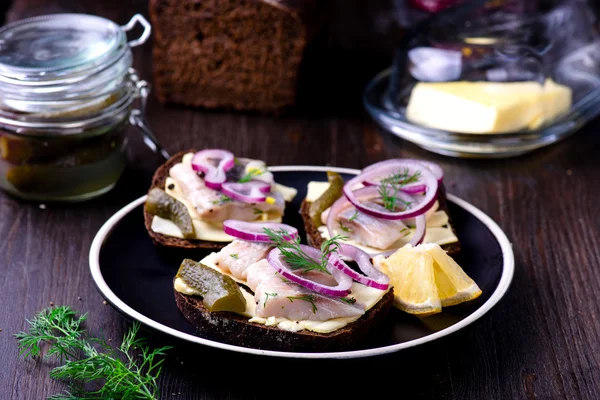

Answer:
[372,215,427,258]
[328,244,390,290]
[266,246,352,297]
[362,181,427,195]
[191,149,235,190]
[223,220,298,243]
[412,214,426,246]
[363,159,444,183]
[220,181,271,203]
[343,161,438,220]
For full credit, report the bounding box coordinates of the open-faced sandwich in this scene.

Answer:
[172,220,394,352]
[144,149,298,253]
[300,159,461,258]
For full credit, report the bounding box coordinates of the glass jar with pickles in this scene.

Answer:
[0,13,163,202]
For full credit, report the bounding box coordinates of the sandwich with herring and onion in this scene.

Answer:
[172,219,395,352]
[143,148,298,253]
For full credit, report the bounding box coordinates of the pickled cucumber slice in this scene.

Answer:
[176,259,246,313]
[1,121,125,166]
[308,171,344,226]
[1,135,33,164]
[145,188,195,239]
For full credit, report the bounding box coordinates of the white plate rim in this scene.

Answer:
[89,165,515,360]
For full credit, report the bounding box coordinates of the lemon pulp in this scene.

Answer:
[376,243,482,316]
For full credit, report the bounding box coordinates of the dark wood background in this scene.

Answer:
[1,1,600,399]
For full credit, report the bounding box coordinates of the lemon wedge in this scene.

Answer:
[377,247,441,315]
[376,243,482,316]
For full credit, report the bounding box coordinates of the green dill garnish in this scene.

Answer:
[341,297,357,305]
[264,228,346,274]
[15,306,171,399]
[253,207,265,215]
[287,295,318,313]
[263,292,278,308]
[338,220,353,233]
[348,211,359,222]
[212,195,232,204]
[400,227,411,237]
[381,168,421,186]
[239,168,264,183]
[378,169,421,211]
[230,253,239,259]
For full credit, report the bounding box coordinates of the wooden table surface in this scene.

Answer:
[2,1,600,399]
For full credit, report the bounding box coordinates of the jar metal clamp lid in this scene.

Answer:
[0,12,169,158]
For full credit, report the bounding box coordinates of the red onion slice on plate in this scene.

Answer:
[223,220,298,243]
[267,246,353,297]
[220,181,271,203]
[344,161,438,220]
[328,244,390,290]
[191,149,235,190]
[362,159,444,183]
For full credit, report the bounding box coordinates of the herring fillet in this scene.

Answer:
[214,239,272,280]
[245,259,364,321]
[169,162,285,222]
[334,203,408,249]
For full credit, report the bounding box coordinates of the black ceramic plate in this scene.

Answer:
[90,166,514,359]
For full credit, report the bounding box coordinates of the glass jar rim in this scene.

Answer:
[0,13,150,84]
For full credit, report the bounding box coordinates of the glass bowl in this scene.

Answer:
[364,0,600,158]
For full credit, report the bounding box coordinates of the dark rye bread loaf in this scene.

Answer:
[174,286,394,352]
[300,185,461,257]
[143,149,227,254]
[149,0,324,114]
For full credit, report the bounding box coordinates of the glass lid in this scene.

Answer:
[0,13,127,82]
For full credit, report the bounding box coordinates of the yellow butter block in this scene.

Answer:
[406,79,572,134]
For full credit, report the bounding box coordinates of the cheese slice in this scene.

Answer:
[405,78,572,134]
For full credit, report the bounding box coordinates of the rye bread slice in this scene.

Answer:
[300,184,461,257]
[174,286,394,352]
[143,149,228,253]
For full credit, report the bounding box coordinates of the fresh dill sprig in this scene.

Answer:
[263,228,347,274]
[15,306,172,400]
[337,220,353,233]
[212,195,232,204]
[378,169,421,211]
[263,292,278,308]
[239,168,264,183]
[287,295,318,314]
[230,253,239,259]
[253,207,265,215]
[348,211,359,222]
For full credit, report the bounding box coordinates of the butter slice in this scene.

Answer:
[406,79,572,134]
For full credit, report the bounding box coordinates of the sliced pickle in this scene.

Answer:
[145,187,195,239]
[308,171,344,226]
[1,135,33,164]
[176,259,246,313]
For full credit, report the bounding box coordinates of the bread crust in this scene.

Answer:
[174,286,394,352]
[300,185,461,257]
[143,149,228,253]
